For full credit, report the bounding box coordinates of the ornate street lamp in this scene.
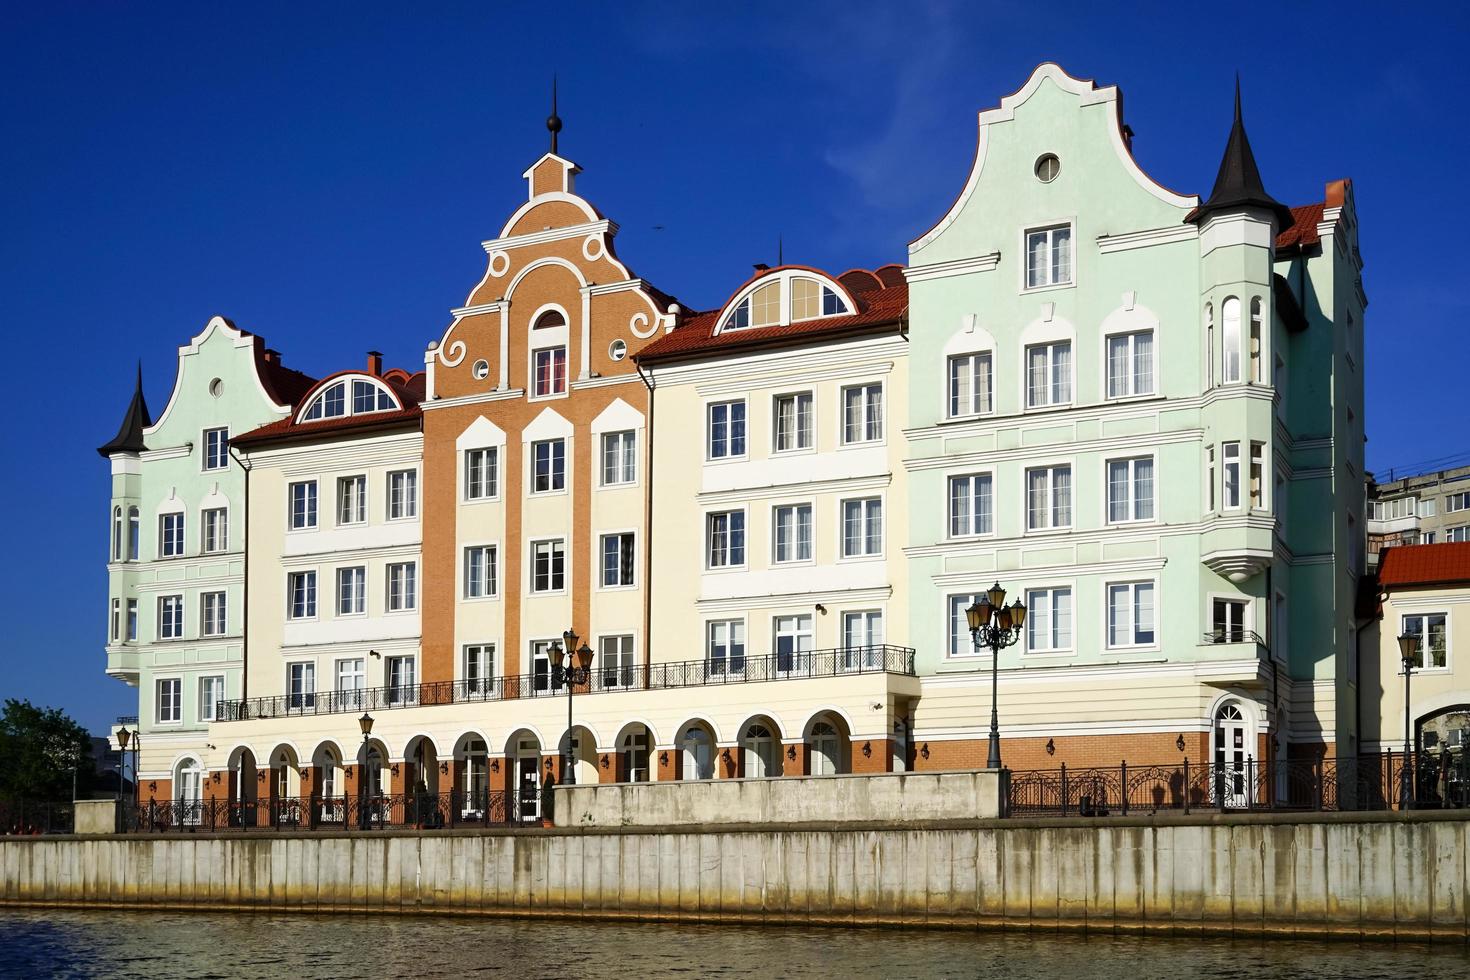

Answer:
[551,629,596,785]
[966,582,1027,770]
[116,727,132,818]
[358,713,374,830]
[1398,634,1419,809]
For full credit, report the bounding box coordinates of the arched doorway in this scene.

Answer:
[454,733,490,818]
[740,718,783,778]
[358,739,389,826]
[678,721,715,780]
[616,723,652,783]
[804,712,851,776]
[312,742,344,825]
[269,745,303,827]
[1416,704,1470,807]
[1212,701,1250,808]
[506,730,542,822]
[174,757,203,825]
[226,747,258,827]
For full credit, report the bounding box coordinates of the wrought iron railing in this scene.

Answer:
[0,800,75,835]
[1006,751,1468,816]
[123,789,546,833]
[1199,629,1267,645]
[219,645,916,721]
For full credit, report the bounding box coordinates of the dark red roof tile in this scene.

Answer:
[233,368,423,446]
[1378,542,1470,590]
[1275,202,1326,251]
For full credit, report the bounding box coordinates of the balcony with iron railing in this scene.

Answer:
[218,645,917,722]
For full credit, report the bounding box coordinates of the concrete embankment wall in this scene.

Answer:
[3,812,1468,941]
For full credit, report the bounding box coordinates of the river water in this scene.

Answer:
[0,909,1465,979]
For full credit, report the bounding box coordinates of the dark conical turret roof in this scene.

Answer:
[1188,78,1295,231]
[96,362,152,457]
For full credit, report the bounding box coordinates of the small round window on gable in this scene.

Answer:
[1035,153,1060,183]
[471,359,489,380]
[208,378,224,398]
[608,339,627,362]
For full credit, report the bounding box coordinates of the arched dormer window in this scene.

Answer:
[533,310,566,330]
[299,375,401,423]
[1221,297,1242,384]
[112,506,123,562]
[718,270,852,333]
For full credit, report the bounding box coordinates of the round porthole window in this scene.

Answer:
[608,339,628,362]
[471,359,489,380]
[208,378,224,398]
[1034,153,1060,183]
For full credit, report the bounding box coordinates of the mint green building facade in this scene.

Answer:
[903,65,1365,772]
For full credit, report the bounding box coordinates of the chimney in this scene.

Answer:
[367,351,383,376]
[263,349,280,364]
[752,263,770,273]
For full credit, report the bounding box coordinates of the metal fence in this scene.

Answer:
[122,789,548,833]
[0,800,75,835]
[1006,752,1469,817]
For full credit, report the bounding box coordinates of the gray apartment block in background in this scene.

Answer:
[1367,464,1470,567]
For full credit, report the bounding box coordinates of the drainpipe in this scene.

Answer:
[228,444,252,705]
[635,360,656,685]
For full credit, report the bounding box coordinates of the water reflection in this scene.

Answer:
[0,909,1465,980]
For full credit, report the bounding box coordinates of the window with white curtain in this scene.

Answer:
[948,352,993,417]
[707,401,746,459]
[601,430,637,485]
[1026,587,1073,652]
[601,533,635,587]
[1222,297,1242,383]
[1026,465,1072,531]
[1107,457,1155,523]
[1107,582,1156,647]
[1025,224,1072,288]
[707,511,745,568]
[463,546,497,598]
[773,504,813,563]
[201,591,227,636]
[707,620,745,675]
[1026,342,1072,408]
[464,448,498,500]
[388,470,417,519]
[387,562,416,611]
[841,384,883,444]
[337,475,367,525]
[337,566,366,614]
[842,497,883,557]
[949,474,993,537]
[947,593,985,658]
[773,392,813,452]
[1106,330,1154,398]
[202,507,228,553]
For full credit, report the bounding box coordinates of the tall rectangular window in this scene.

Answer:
[1249,297,1263,383]
[532,439,565,493]
[464,546,497,598]
[1250,442,1266,509]
[110,598,120,642]
[157,678,181,723]
[289,481,318,530]
[464,448,498,500]
[203,427,229,470]
[1212,598,1248,642]
[841,384,883,444]
[706,620,745,676]
[1025,224,1072,288]
[387,562,416,611]
[600,634,636,689]
[948,351,993,418]
[533,347,568,397]
[288,663,316,710]
[387,656,416,704]
[158,594,184,639]
[1106,582,1155,648]
[601,533,635,587]
[125,599,138,641]
[707,511,745,568]
[1026,465,1073,531]
[530,540,565,593]
[1026,342,1072,408]
[202,507,228,553]
[1222,442,1241,509]
[288,571,317,619]
[159,513,185,558]
[600,430,637,486]
[1222,297,1242,383]
[127,507,139,561]
[773,504,813,563]
[1106,330,1154,398]
[388,469,417,519]
[773,393,813,452]
[773,614,814,673]
[530,641,554,694]
[337,566,366,615]
[707,401,746,459]
[1402,613,1448,669]
[337,475,367,525]
[842,611,884,669]
[948,593,985,658]
[1107,457,1155,523]
[949,474,993,537]
[1026,587,1073,653]
[336,658,366,708]
[1206,446,1216,511]
[462,645,493,693]
[842,497,883,557]
[199,675,224,723]
[201,591,227,637]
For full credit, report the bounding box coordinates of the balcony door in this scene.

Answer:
[774,614,813,676]
[842,610,883,670]
[1212,702,1251,807]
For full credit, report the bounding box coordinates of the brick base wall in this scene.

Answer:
[914,732,1211,773]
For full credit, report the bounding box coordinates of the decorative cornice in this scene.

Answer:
[903,252,1001,283]
[1096,224,1198,254]
[697,474,891,507]
[481,219,615,254]
[695,586,891,613]
[420,388,527,412]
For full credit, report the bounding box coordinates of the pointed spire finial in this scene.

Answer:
[547,75,562,155]
[1185,73,1294,231]
[98,359,153,458]
[1234,72,1241,123]
[778,234,783,267]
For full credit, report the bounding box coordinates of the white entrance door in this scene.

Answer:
[810,722,840,775]
[742,724,777,778]
[178,764,202,825]
[681,728,713,780]
[1213,703,1250,807]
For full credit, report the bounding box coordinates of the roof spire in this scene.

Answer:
[97,359,153,457]
[777,234,783,267]
[547,75,562,155]
[1186,74,1294,231]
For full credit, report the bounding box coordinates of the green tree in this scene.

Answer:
[0,699,95,801]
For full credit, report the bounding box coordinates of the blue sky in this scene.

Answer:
[3,2,1466,732]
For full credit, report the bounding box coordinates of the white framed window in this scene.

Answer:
[773,504,813,563]
[600,634,636,689]
[337,566,366,615]
[1106,457,1155,523]
[1206,445,1216,512]
[530,640,555,694]
[600,430,637,486]
[112,507,123,562]
[841,497,883,557]
[198,675,224,723]
[201,591,227,637]
[1222,442,1241,509]
[1026,587,1073,653]
[707,400,746,460]
[125,599,138,641]
[159,512,185,558]
[110,598,120,643]
[387,656,416,704]
[1026,341,1072,408]
[202,507,228,554]
[388,470,417,520]
[1369,497,1417,521]
[336,658,365,709]
[337,475,367,526]
[1447,492,1470,514]
[841,383,883,444]
[1026,465,1072,531]
[352,379,393,414]
[530,539,565,593]
[288,571,317,620]
[203,427,229,471]
[289,481,318,530]
[1402,613,1449,670]
[1106,330,1154,398]
[948,351,993,418]
[707,620,745,676]
[1222,297,1242,383]
[1249,297,1263,383]
[1025,224,1072,288]
[773,392,813,453]
[463,645,493,693]
[127,506,139,561]
[949,473,993,537]
[1250,442,1266,509]
[386,562,416,611]
[1449,525,1470,543]
[1106,581,1156,648]
[532,346,568,397]
[158,594,184,639]
[773,614,814,673]
[600,532,635,588]
[842,610,884,669]
[287,662,316,710]
[157,678,182,724]
[707,510,745,568]
[465,448,498,500]
[1421,498,1437,518]
[464,546,497,599]
[531,439,565,493]
[1211,598,1249,642]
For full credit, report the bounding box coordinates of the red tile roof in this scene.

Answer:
[635,264,908,363]
[233,369,424,446]
[1275,202,1326,251]
[1378,542,1470,590]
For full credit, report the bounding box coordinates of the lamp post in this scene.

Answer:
[358,712,374,830]
[116,727,132,830]
[1398,634,1419,809]
[551,629,596,786]
[966,582,1028,770]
